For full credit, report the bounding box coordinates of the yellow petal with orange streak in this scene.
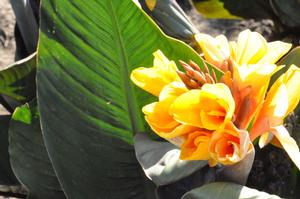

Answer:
[209,129,251,166]
[201,83,235,126]
[180,130,212,160]
[170,89,203,127]
[282,65,300,117]
[130,50,179,96]
[170,83,235,130]
[158,82,187,102]
[258,41,292,64]
[272,126,300,170]
[258,132,274,148]
[250,65,300,141]
[234,63,279,92]
[194,33,230,68]
[236,29,268,65]
[263,65,299,123]
[151,124,198,139]
[143,100,179,130]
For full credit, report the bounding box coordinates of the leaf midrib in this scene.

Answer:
[108,0,144,136]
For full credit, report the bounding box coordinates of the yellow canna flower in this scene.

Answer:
[195,29,291,70]
[194,33,230,71]
[142,82,191,139]
[250,65,300,169]
[208,125,252,166]
[231,29,268,65]
[180,122,253,166]
[180,128,212,160]
[170,83,235,130]
[232,63,282,129]
[131,50,180,96]
[251,65,300,139]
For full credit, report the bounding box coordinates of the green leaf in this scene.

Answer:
[10,0,39,54]
[270,0,300,30]
[278,47,300,67]
[140,0,199,41]
[9,101,66,199]
[0,53,36,103]
[192,0,242,19]
[0,115,19,185]
[192,0,273,20]
[269,46,300,87]
[182,182,281,199]
[36,0,222,198]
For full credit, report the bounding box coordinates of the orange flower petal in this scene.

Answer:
[170,83,235,130]
[180,129,212,160]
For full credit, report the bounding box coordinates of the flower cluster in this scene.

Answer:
[131,29,300,169]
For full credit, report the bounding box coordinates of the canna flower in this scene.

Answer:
[130,50,180,96]
[208,125,252,166]
[142,82,192,139]
[232,63,282,129]
[250,65,300,169]
[180,122,252,166]
[194,33,230,71]
[180,128,212,160]
[170,83,235,130]
[195,29,291,71]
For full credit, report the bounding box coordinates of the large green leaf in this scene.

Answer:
[0,115,19,185]
[36,0,222,198]
[0,53,36,104]
[182,182,281,199]
[9,101,66,199]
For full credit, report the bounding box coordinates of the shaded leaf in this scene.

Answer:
[156,166,215,199]
[278,47,300,67]
[134,133,208,186]
[270,0,300,31]
[192,0,241,19]
[182,182,281,199]
[140,0,199,41]
[0,53,36,104]
[9,100,66,199]
[192,0,273,20]
[0,115,19,185]
[270,47,300,87]
[10,0,39,54]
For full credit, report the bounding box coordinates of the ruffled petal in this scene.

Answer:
[130,50,179,96]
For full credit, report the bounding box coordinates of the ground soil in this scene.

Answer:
[0,0,15,69]
[0,0,15,115]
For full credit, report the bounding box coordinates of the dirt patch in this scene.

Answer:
[0,0,16,69]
